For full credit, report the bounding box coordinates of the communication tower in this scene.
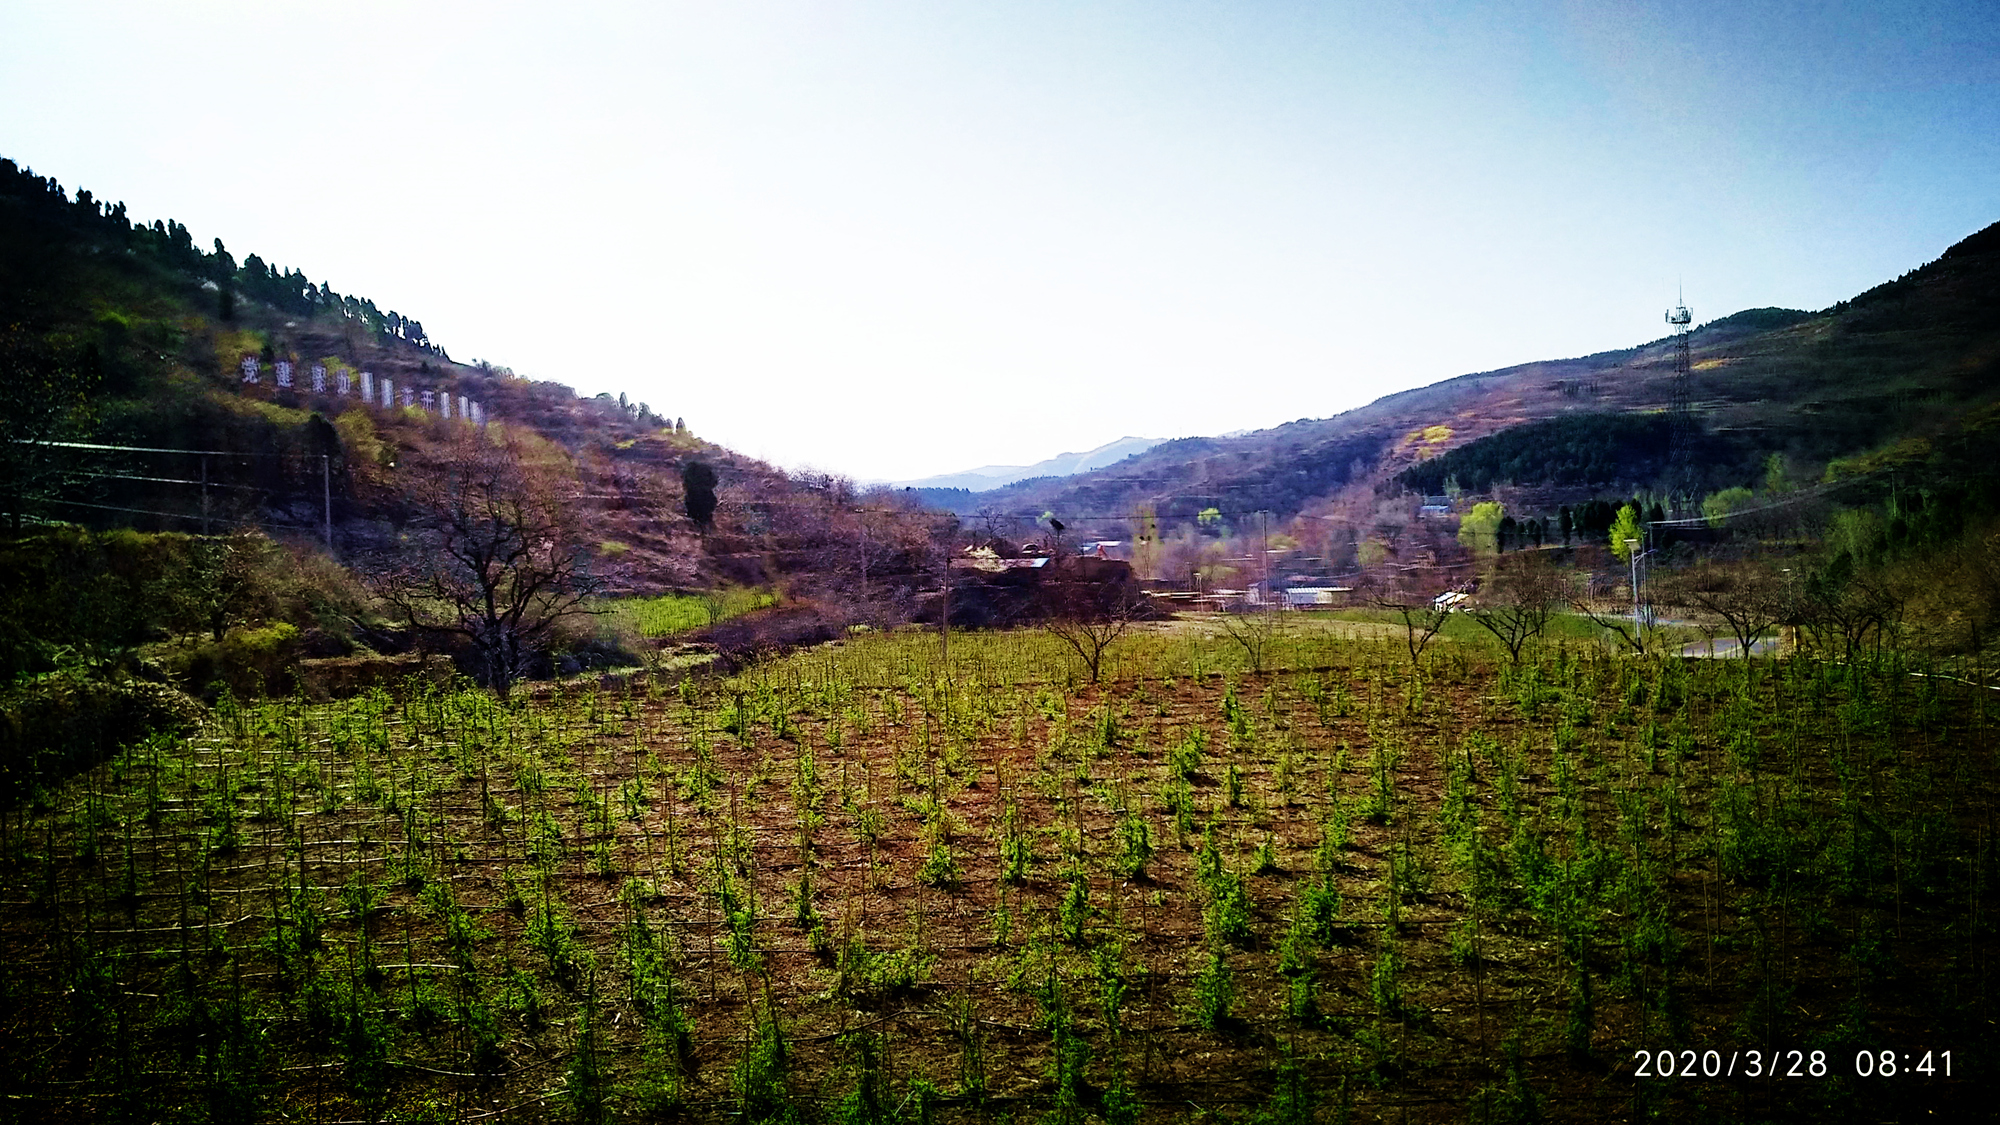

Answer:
[1666,291,1694,500]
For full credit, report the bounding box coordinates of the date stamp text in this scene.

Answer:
[1630,1048,1954,1079]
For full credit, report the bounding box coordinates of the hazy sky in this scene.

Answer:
[3,2,1996,481]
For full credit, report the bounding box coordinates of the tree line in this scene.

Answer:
[1397,412,1674,494]
[0,157,438,352]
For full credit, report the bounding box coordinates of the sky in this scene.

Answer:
[3,1,1996,482]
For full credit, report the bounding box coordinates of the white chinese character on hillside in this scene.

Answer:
[459,395,470,420]
[439,392,452,419]
[401,386,414,407]
[274,360,294,388]
[420,390,434,411]
[360,371,373,400]
[336,371,351,396]
[381,378,394,408]
[240,356,261,383]
[311,365,327,393]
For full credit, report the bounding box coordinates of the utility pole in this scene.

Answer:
[200,448,214,532]
[1625,538,1643,648]
[858,516,869,597]
[939,530,951,675]
[322,454,333,551]
[1259,510,1270,606]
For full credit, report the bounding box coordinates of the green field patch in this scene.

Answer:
[604,587,777,638]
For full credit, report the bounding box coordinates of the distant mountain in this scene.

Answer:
[889,436,1165,492]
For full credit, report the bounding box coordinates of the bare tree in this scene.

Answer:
[375,429,600,698]
[1466,550,1572,663]
[1368,570,1455,665]
[1573,598,1647,654]
[775,487,943,630]
[974,507,1020,546]
[1043,562,1146,684]
[168,531,278,642]
[1656,558,1792,659]
[1798,559,1904,662]
[1218,604,1283,674]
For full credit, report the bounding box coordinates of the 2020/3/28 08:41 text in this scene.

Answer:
[1632,1049,1956,1079]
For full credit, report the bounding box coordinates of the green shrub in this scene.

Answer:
[0,671,203,804]
[1203,870,1254,947]
[1,529,361,687]
[1167,726,1206,780]
[916,840,962,889]
[1114,813,1153,878]
[157,621,302,698]
[1189,950,1234,1029]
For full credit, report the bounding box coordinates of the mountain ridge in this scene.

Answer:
[885,435,1165,491]
[926,222,2000,539]
[0,154,916,600]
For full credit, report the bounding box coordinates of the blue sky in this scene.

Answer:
[3,1,1995,480]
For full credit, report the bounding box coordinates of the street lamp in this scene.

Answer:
[1625,538,1643,647]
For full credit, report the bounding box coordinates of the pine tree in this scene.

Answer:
[682,461,718,529]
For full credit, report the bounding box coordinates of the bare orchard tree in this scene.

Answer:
[1571,567,1648,654]
[375,429,600,698]
[1798,557,1905,663]
[1043,562,1147,684]
[1219,602,1284,674]
[1368,569,1456,666]
[1909,525,2000,659]
[1466,550,1572,663]
[1573,598,1647,654]
[974,506,1021,546]
[1655,557,1794,659]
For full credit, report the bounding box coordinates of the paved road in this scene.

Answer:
[1680,636,1780,658]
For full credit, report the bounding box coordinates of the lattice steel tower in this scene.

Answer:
[1666,291,1694,501]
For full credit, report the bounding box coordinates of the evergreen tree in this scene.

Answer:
[682,461,718,529]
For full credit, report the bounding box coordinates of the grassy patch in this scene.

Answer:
[605,588,777,638]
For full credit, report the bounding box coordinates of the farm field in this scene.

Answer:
[0,627,1992,1123]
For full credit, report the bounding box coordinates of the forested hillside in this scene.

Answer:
[0,158,441,353]
[974,225,2000,554]
[0,156,922,598]
[0,153,991,735]
[1397,413,1675,494]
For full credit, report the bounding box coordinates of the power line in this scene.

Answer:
[12,439,273,457]
[46,498,206,522]
[44,497,322,532]
[19,439,336,545]
[76,471,268,493]
[1645,473,1871,529]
